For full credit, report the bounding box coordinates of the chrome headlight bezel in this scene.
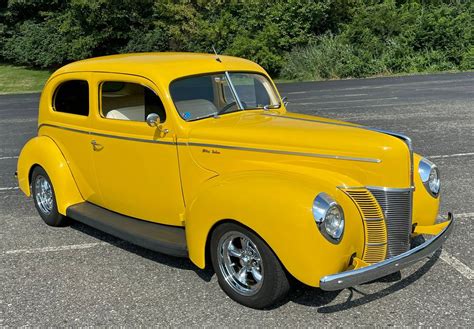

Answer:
[418,158,440,198]
[312,193,345,244]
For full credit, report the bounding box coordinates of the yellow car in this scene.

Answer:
[17,53,453,309]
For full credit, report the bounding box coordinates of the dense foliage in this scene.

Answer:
[0,0,472,79]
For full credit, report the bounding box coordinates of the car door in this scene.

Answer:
[43,74,102,204]
[89,73,184,226]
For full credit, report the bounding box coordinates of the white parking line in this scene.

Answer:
[293,93,369,100]
[440,250,473,280]
[287,91,308,95]
[3,242,112,255]
[428,152,474,159]
[298,96,398,105]
[293,101,428,110]
[0,156,18,160]
[0,187,18,191]
[454,212,474,218]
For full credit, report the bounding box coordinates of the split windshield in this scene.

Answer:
[170,72,280,121]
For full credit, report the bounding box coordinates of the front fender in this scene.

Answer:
[412,153,440,227]
[185,170,365,287]
[17,136,83,215]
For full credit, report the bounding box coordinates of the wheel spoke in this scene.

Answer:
[236,267,247,284]
[240,237,250,251]
[250,267,262,282]
[228,243,243,258]
[247,244,258,255]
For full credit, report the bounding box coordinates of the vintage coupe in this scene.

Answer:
[17,53,453,308]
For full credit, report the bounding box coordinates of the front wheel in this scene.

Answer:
[31,166,69,227]
[210,222,290,309]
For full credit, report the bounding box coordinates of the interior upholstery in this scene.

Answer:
[106,105,145,121]
[175,99,218,120]
[101,82,166,122]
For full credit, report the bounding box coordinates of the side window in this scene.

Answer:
[101,81,166,123]
[53,80,89,116]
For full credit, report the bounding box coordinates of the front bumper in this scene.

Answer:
[320,212,454,291]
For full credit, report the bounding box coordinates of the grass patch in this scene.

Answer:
[0,64,51,94]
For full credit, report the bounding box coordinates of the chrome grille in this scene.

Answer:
[368,188,412,258]
[342,188,387,264]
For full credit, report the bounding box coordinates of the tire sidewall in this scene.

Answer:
[210,222,289,309]
[31,166,66,226]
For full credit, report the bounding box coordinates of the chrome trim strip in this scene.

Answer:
[38,123,177,145]
[320,212,454,291]
[89,130,175,145]
[225,71,244,110]
[39,123,89,135]
[186,142,382,163]
[262,113,361,128]
[339,186,413,192]
[39,124,382,163]
[366,185,414,192]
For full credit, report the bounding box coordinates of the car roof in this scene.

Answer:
[51,52,265,85]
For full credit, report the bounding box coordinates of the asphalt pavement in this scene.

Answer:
[1,72,473,326]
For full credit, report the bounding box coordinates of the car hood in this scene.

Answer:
[184,111,411,188]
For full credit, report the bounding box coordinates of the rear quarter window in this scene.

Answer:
[53,80,89,116]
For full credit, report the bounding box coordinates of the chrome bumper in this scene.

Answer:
[320,212,454,291]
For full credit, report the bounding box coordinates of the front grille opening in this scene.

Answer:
[343,187,413,262]
[368,188,412,258]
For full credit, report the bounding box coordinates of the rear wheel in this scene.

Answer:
[210,222,290,309]
[31,166,69,227]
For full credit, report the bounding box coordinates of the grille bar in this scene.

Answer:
[368,188,412,258]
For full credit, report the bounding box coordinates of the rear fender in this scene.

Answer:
[17,136,83,214]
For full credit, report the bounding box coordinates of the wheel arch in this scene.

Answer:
[204,218,290,272]
[17,136,83,214]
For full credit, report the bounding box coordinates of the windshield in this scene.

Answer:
[170,72,280,121]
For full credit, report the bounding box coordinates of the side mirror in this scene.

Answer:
[282,96,289,106]
[146,113,160,127]
[146,113,169,134]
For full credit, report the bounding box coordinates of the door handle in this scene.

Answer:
[91,140,103,151]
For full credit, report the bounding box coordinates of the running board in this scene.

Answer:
[66,202,187,257]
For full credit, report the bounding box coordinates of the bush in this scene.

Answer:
[281,0,473,80]
[281,34,363,80]
[0,0,472,77]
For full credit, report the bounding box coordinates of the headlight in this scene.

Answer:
[418,158,440,197]
[313,193,345,243]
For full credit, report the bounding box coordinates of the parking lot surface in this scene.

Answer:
[1,72,473,326]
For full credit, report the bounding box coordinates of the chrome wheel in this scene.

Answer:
[217,231,264,296]
[34,175,53,215]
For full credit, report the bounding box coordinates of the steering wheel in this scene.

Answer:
[217,101,237,115]
[217,101,247,115]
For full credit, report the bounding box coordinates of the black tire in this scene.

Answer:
[210,222,290,309]
[31,166,69,227]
